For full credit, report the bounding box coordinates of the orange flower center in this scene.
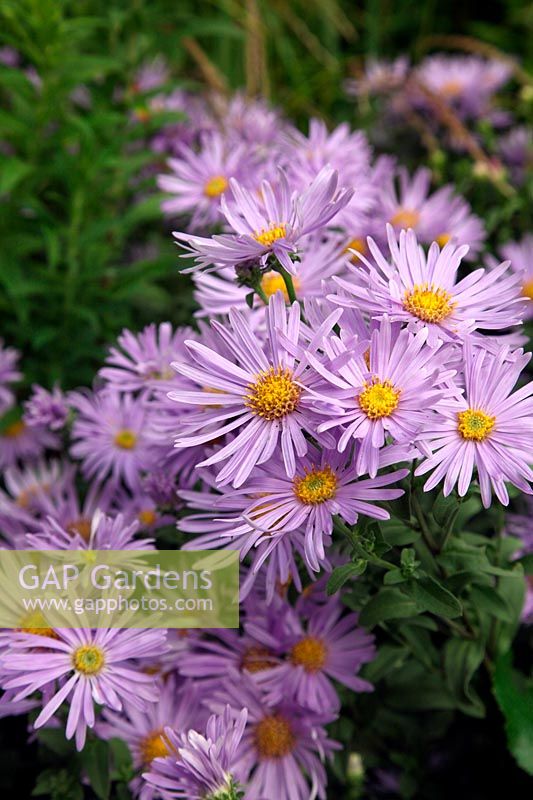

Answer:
[203,175,228,198]
[114,429,137,449]
[3,420,25,438]
[241,645,277,674]
[390,208,420,229]
[293,466,337,505]
[246,367,301,421]
[290,636,328,672]
[254,714,296,759]
[140,729,172,764]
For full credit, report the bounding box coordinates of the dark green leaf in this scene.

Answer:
[493,653,533,776]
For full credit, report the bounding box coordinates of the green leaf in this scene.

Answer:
[359,588,419,628]
[82,738,110,800]
[406,576,462,618]
[444,638,485,717]
[470,585,514,622]
[326,560,366,595]
[493,653,533,775]
[0,157,32,195]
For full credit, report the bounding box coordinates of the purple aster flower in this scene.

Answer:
[331,226,527,348]
[98,675,202,800]
[169,292,341,486]
[99,323,193,396]
[1,627,166,750]
[345,57,409,96]
[499,234,533,318]
[70,390,154,491]
[131,56,169,94]
[0,46,21,68]
[375,167,486,257]
[498,126,532,187]
[24,384,69,430]
[158,132,254,229]
[415,343,533,507]
[506,497,533,623]
[256,598,375,712]
[2,458,69,519]
[211,439,408,571]
[0,409,59,470]
[209,672,339,800]
[143,705,248,800]
[26,509,154,551]
[0,339,21,414]
[224,92,288,152]
[414,55,512,122]
[309,316,446,476]
[173,166,353,276]
[192,233,350,317]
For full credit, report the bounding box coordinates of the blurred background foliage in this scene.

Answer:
[0,0,531,389]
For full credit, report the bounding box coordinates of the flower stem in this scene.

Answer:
[273,263,297,304]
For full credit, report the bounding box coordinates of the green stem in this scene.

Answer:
[334,517,395,571]
[412,493,438,551]
[255,285,269,305]
[273,263,297,304]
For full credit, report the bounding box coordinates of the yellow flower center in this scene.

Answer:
[241,645,277,674]
[72,644,105,675]
[358,379,401,419]
[203,175,228,198]
[403,283,456,323]
[254,714,296,759]
[457,408,496,441]
[114,429,137,449]
[67,517,92,542]
[17,611,57,640]
[522,279,533,301]
[290,636,328,673]
[140,729,171,765]
[344,237,367,262]
[441,79,463,97]
[260,270,300,301]
[253,224,287,248]
[390,208,420,229]
[3,420,25,438]
[138,509,157,527]
[436,232,451,248]
[245,367,301,421]
[293,466,337,505]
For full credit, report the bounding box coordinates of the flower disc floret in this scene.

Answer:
[403,283,456,323]
[358,379,401,420]
[457,408,496,441]
[290,636,328,673]
[245,367,301,421]
[253,224,287,247]
[72,645,105,675]
[254,714,296,759]
[113,429,138,449]
[203,175,228,198]
[293,466,337,505]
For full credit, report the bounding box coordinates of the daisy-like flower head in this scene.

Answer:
[500,234,533,317]
[99,675,203,800]
[415,343,533,508]
[331,226,527,348]
[309,316,446,476]
[1,627,166,750]
[99,323,193,395]
[169,292,342,487]
[376,167,486,257]
[70,390,154,491]
[27,509,154,551]
[414,54,512,121]
[143,705,248,800]
[157,132,253,229]
[23,384,69,430]
[0,339,21,414]
[131,56,169,95]
[2,458,70,518]
[0,407,59,470]
[222,440,409,572]
[173,166,353,276]
[256,597,375,713]
[498,126,532,188]
[345,56,409,97]
[208,673,339,800]
[192,233,351,317]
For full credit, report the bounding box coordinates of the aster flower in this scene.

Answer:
[2,458,69,518]
[345,57,409,96]
[26,509,154,551]
[0,339,21,414]
[173,166,353,276]
[0,409,59,470]
[209,673,339,800]
[98,676,202,800]
[131,56,169,94]
[70,390,154,490]
[308,317,446,476]
[1,627,166,750]
[214,440,409,571]
[24,384,69,430]
[169,292,341,486]
[415,343,533,507]
[99,323,193,396]
[331,226,527,348]
[498,126,532,187]
[376,167,486,256]
[499,234,533,317]
[158,132,253,229]
[192,234,350,317]
[257,598,375,712]
[143,705,248,800]
[414,55,512,122]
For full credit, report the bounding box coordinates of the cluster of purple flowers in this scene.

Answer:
[0,67,532,798]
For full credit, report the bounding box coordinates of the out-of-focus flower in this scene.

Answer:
[24,384,69,430]
[499,234,533,316]
[498,126,532,187]
[0,340,21,414]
